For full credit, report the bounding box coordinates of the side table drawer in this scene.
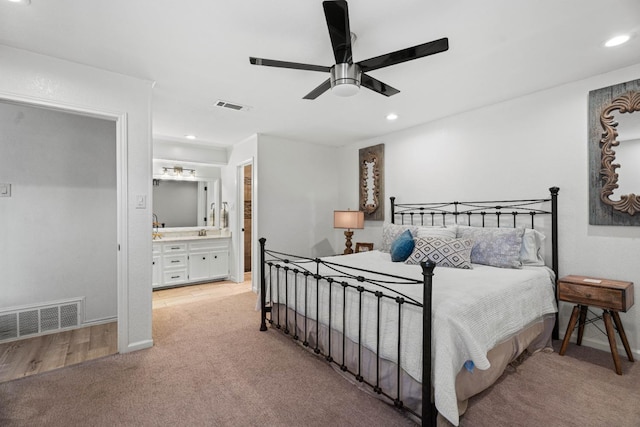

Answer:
[559,282,621,310]
[558,275,634,312]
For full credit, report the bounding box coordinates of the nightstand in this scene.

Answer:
[558,275,634,375]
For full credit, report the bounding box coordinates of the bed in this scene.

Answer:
[258,188,560,426]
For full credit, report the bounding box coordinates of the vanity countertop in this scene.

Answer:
[155,234,230,242]
[153,228,231,242]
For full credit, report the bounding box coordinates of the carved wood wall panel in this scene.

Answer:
[359,144,384,221]
[589,78,640,226]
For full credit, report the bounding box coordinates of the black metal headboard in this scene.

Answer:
[390,187,560,336]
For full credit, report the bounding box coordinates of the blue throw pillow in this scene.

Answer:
[390,229,415,262]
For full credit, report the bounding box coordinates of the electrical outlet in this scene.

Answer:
[0,183,11,197]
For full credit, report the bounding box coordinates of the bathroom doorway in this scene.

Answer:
[243,164,252,273]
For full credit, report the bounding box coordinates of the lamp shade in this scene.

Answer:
[334,210,365,230]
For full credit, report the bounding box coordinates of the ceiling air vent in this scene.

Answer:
[215,100,251,112]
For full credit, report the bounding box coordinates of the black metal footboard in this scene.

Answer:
[259,238,437,425]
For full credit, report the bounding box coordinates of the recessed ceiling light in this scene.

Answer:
[185,135,196,140]
[386,113,398,121]
[605,35,630,47]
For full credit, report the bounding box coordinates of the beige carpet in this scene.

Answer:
[460,340,640,427]
[0,290,414,426]
[1,289,639,426]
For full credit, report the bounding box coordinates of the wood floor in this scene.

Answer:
[0,322,117,383]
[0,274,252,383]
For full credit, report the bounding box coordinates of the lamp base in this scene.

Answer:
[343,230,354,255]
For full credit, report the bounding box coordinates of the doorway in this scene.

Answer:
[243,164,252,274]
[236,158,255,283]
[0,99,120,371]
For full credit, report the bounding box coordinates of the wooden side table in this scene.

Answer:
[558,275,634,375]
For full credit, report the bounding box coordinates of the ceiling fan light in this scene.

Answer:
[330,63,361,97]
[332,82,360,97]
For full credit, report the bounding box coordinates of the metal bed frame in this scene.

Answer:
[259,187,559,426]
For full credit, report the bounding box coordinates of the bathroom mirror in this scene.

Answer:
[152,179,219,228]
[610,112,640,198]
[589,78,640,226]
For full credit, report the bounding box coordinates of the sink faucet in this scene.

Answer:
[152,214,163,239]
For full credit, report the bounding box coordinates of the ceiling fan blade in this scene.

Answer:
[250,57,331,73]
[323,0,352,64]
[361,74,400,97]
[303,78,332,100]
[357,37,449,72]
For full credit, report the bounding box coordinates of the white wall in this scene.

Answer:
[153,138,227,165]
[0,45,154,353]
[0,101,117,323]
[337,62,640,356]
[257,134,340,258]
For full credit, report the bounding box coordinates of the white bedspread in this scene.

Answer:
[265,250,557,426]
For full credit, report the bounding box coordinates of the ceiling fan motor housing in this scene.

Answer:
[330,63,361,96]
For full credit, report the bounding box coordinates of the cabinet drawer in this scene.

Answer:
[189,239,229,252]
[153,243,162,255]
[163,243,187,253]
[164,254,187,268]
[164,269,188,285]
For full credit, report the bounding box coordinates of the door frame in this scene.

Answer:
[0,93,128,352]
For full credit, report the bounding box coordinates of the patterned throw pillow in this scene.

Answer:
[457,226,525,269]
[381,222,418,253]
[405,237,474,269]
[390,229,415,262]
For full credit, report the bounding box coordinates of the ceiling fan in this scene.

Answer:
[249,0,449,99]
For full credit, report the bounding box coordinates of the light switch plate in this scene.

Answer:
[135,194,146,209]
[0,183,11,197]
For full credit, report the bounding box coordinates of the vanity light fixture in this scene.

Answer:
[386,113,398,121]
[605,35,630,47]
[162,166,196,177]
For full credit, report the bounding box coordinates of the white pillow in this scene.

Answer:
[416,227,457,240]
[520,229,546,266]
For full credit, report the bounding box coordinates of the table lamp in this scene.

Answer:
[334,210,365,254]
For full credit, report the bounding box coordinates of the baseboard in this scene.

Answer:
[122,338,153,353]
[559,331,639,360]
[83,316,117,327]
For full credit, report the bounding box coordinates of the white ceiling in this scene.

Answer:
[1,0,639,148]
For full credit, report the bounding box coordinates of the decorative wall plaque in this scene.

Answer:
[588,78,640,226]
[359,143,384,221]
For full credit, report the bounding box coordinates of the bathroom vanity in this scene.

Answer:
[152,228,231,289]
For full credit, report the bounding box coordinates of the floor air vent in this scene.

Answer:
[215,100,251,112]
[0,299,82,343]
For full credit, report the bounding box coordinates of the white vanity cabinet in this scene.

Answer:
[152,243,162,288]
[188,240,230,282]
[163,242,188,286]
[153,237,230,289]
